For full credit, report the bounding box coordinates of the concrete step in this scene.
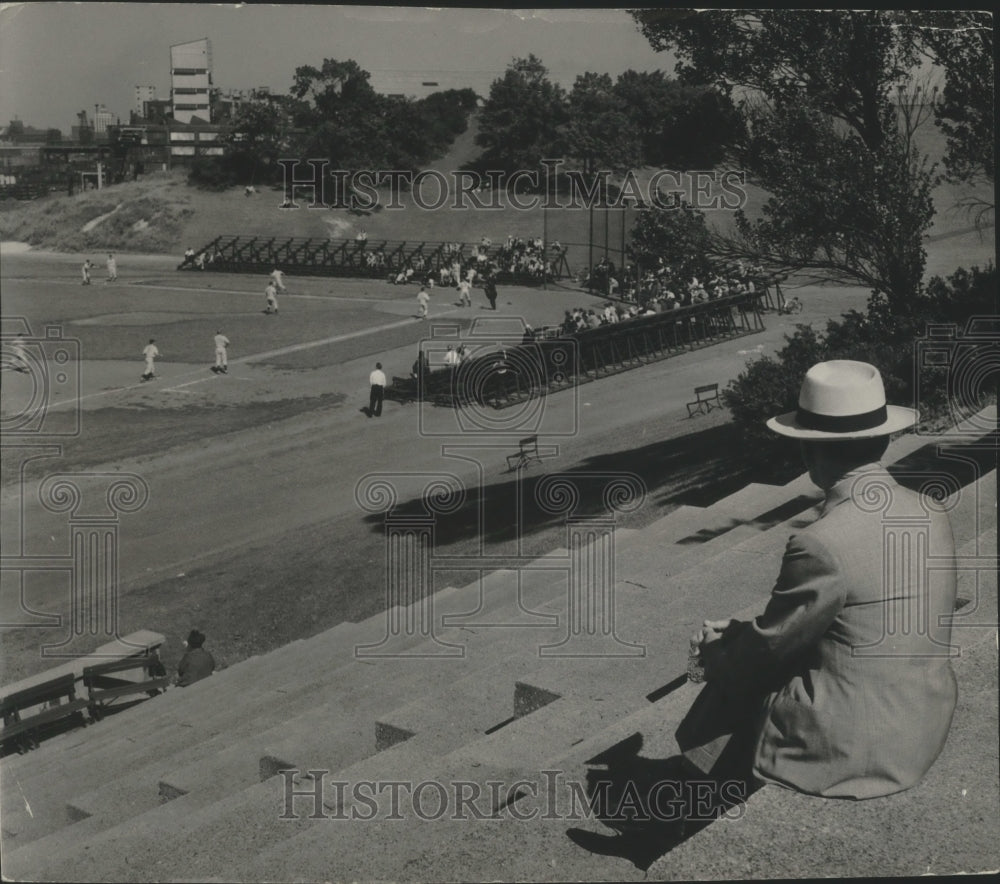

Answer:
[1,778,317,884]
[250,535,1000,884]
[5,686,639,882]
[27,524,764,876]
[139,541,785,876]
[0,539,614,847]
[264,524,997,884]
[0,618,402,836]
[251,683,721,884]
[0,547,569,799]
[220,690,647,884]
[0,601,483,846]
[625,505,707,545]
[57,579,586,843]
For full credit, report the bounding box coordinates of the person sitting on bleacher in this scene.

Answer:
[684,360,957,799]
[175,630,215,687]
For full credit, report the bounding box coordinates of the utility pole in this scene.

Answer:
[620,203,627,296]
[587,159,594,294]
[603,185,609,298]
[542,200,548,291]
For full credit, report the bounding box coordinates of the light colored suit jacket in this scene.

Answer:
[707,464,958,799]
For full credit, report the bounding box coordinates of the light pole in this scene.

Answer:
[587,159,594,295]
[542,194,548,291]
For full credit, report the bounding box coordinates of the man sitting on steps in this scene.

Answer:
[570,361,958,867]
[683,360,957,801]
[175,629,215,687]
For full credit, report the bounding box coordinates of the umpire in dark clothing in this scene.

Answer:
[484,276,498,310]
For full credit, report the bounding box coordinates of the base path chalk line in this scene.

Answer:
[45,309,460,406]
[10,275,409,304]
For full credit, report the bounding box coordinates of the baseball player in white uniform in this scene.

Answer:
[213,331,229,373]
[141,338,159,381]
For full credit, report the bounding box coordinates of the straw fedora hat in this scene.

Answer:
[766,360,917,440]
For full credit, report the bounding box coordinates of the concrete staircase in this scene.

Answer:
[2,416,996,882]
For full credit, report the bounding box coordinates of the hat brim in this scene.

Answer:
[766,405,918,440]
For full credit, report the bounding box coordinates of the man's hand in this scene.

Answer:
[692,618,735,650]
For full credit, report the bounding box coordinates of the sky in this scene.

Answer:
[0,4,675,131]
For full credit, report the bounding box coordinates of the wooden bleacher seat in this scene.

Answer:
[83,653,171,721]
[686,383,722,417]
[0,630,166,750]
[506,435,544,472]
[1,673,90,753]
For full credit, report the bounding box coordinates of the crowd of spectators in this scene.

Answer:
[181,246,222,270]
[386,233,562,288]
[558,301,656,333]
[491,234,563,282]
[585,256,766,305]
[549,257,770,338]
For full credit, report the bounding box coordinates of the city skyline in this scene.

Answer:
[0,4,673,132]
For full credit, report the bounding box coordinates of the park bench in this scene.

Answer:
[506,435,544,472]
[686,383,722,418]
[1,673,90,754]
[83,653,171,721]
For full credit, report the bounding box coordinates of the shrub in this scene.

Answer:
[722,264,997,465]
[187,156,241,191]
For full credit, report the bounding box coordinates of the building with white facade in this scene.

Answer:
[170,38,212,124]
[134,86,157,118]
[93,105,115,134]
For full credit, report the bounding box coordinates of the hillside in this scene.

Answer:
[0,112,993,277]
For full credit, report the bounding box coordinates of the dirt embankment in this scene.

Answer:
[0,172,196,253]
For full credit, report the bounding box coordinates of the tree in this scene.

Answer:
[722,262,997,455]
[908,11,994,188]
[627,202,714,282]
[474,55,569,171]
[905,11,995,228]
[560,72,643,176]
[291,59,378,122]
[728,96,935,314]
[222,99,289,183]
[612,69,743,169]
[291,59,391,171]
[631,9,942,313]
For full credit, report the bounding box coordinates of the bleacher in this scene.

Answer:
[1,410,995,881]
[387,292,765,409]
[177,235,566,286]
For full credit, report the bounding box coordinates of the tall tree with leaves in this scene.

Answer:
[631,9,943,314]
[906,11,994,227]
[474,55,569,171]
[612,69,743,169]
[559,72,643,177]
[290,59,393,171]
[909,11,994,187]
